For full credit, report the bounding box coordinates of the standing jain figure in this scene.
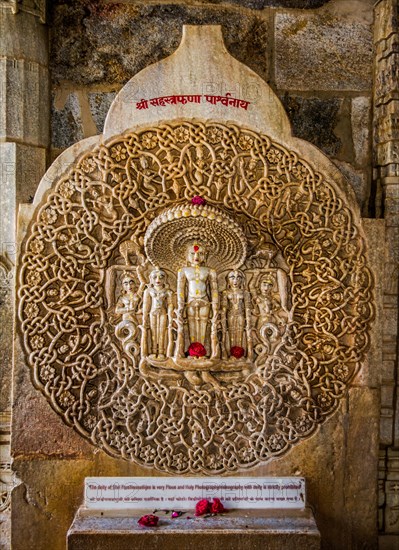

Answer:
[176,243,219,358]
[221,270,253,359]
[141,267,173,359]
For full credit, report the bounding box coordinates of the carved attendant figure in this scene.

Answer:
[176,243,219,358]
[256,274,279,329]
[221,270,252,358]
[115,272,140,322]
[141,268,173,359]
[253,243,290,314]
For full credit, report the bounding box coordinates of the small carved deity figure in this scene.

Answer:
[141,268,173,359]
[256,274,279,329]
[252,243,290,315]
[176,243,219,358]
[115,272,140,322]
[221,270,252,359]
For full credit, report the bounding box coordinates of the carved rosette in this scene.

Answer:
[18,121,374,473]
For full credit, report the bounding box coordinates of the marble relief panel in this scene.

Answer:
[18,121,373,473]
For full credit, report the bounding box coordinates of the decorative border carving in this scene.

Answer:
[18,121,374,473]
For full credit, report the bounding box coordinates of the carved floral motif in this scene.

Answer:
[18,121,374,473]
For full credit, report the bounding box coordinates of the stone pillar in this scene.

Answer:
[0,1,48,548]
[373,0,399,547]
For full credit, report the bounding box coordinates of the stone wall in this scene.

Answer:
[2,1,398,549]
[0,1,48,547]
[373,1,399,548]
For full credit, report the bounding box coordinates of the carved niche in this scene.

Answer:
[18,121,374,473]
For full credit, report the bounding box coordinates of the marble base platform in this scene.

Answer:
[67,507,320,550]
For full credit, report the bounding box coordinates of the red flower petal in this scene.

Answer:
[230,346,245,359]
[188,342,207,357]
[195,499,211,516]
[138,514,159,527]
[211,498,226,514]
[191,196,206,206]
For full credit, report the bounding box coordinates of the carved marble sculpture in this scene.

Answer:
[221,270,252,358]
[18,121,374,473]
[141,268,173,359]
[176,243,218,358]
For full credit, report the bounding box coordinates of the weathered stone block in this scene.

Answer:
[275,5,373,91]
[51,91,85,150]
[345,387,379,548]
[0,58,49,147]
[149,0,330,7]
[1,6,48,65]
[280,94,343,157]
[351,96,371,166]
[374,0,398,45]
[379,534,399,550]
[67,508,321,550]
[88,91,116,133]
[50,3,271,86]
[332,161,369,212]
[0,142,45,413]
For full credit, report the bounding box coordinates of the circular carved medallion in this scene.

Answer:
[19,121,373,473]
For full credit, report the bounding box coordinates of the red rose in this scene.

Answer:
[191,196,206,206]
[211,498,226,514]
[188,342,207,357]
[230,346,245,359]
[195,498,211,516]
[138,514,159,527]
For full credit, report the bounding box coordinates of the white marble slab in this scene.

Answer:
[84,477,305,510]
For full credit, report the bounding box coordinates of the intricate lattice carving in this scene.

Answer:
[18,121,374,473]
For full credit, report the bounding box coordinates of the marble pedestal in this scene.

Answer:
[67,507,320,550]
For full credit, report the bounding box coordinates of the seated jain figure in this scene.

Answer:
[141,268,173,359]
[221,270,252,359]
[176,243,219,358]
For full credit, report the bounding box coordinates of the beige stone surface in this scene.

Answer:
[253,387,380,549]
[11,456,164,550]
[11,347,94,458]
[67,508,320,550]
